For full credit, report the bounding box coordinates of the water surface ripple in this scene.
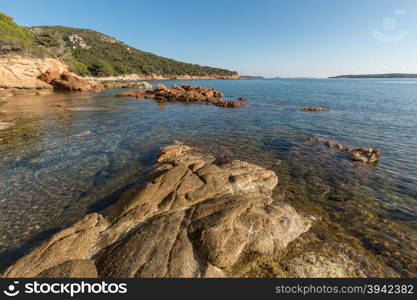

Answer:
[0,79,416,275]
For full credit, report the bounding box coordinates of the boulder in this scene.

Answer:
[50,71,103,92]
[3,143,310,278]
[155,83,167,90]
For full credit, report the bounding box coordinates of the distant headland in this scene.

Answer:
[330,73,417,79]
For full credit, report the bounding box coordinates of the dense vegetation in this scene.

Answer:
[0,12,47,57]
[0,12,237,77]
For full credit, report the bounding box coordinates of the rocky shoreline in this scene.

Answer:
[85,73,241,82]
[2,142,395,278]
[0,55,102,97]
[0,55,242,101]
[2,142,309,277]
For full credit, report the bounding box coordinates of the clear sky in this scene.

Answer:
[2,0,417,77]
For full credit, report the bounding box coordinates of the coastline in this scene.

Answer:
[84,73,242,82]
[0,55,242,100]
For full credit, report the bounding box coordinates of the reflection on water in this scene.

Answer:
[0,79,416,276]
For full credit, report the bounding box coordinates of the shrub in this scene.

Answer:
[67,57,90,76]
[88,59,114,76]
[114,64,131,75]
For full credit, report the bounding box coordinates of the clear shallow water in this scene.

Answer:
[0,79,416,275]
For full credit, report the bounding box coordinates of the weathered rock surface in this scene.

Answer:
[0,55,102,93]
[0,55,65,89]
[117,84,246,108]
[36,260,98,278]
[68,34,90,50]
[48,71,103,92]
[3,143,310,278]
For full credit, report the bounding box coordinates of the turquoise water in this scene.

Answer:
[0,79,416,275]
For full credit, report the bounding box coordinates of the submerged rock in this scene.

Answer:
[3,143,310,278]
[237,97,250,101]
[311,137,381,164]
[347,147,381,164]
[214,101,246,108]
[323,140,344,149]
[301,107,331,112]
[74,130,92,137]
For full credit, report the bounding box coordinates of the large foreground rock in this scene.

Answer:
[2,143,310,278]
[0,55,65,89]
[0,55,102,93]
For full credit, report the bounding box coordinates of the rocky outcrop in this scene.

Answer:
[301,107,331,112]
[0,55,102,93]
[311,137,381,164]
[47,71,103,92]
[117,84,245,108]
[68,34,90,50]
[2,143,310,278]
[0,55,65,89]
[102,81,153,90]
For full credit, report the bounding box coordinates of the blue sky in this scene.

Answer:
[2,0,417,77]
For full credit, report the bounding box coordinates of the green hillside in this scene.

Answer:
[30,25,238,77]
[0,12,237,77]
[0,12,47,57]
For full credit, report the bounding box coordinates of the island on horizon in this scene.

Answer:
[330,73,417,79]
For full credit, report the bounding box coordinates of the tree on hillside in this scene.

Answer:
[88,60,114,76]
